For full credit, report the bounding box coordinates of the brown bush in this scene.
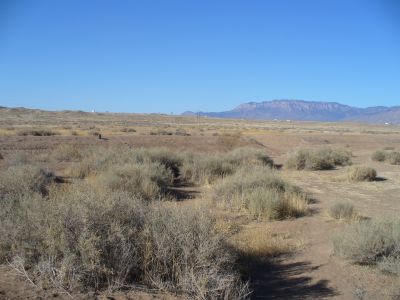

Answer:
[213,166,309,220]
[347,166,377,182]
[328,202,356,220]
[51,144,82,162]
[286,148,352,170]
[333,219,400,276]
[371,150,387,162]
[18,129,58,136]
[1,182,248,297]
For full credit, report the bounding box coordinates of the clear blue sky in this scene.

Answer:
[0,0,399,113]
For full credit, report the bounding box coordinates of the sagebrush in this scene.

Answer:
[286,147,351,170]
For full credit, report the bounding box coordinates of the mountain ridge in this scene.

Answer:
[182,100,400,124]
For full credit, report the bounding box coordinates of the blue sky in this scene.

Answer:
[0,0,399,113]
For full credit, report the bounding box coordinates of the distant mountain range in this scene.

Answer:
[183,100,400,124]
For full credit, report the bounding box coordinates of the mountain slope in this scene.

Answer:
[183,100,400,124]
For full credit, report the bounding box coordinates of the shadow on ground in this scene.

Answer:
[244,257,338,299]
[168,181,201,201]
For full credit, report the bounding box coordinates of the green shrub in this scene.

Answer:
[347,166,377,182]
[286,148,351,170]
[333,219,400,275]
[328,202,356,220]
[371,150,387,162]
[213,166,308,220]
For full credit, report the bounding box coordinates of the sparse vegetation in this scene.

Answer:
[51,144,82,162]
[372,150,387,162]
[89,130,101,137]
[2,107,400,298]
[213,166,309,220]
[0,155,249,298]
[328,202,357,220]
[286,147,352,170]
[18,129,58,136]
[95,162,174,200]
[371,150,400,165]
[120,127,136,133]
[388,152,400,165]
[347,166,377,182]
[181,147,274,185]
[181,153,236,184]
[333,219,400,276]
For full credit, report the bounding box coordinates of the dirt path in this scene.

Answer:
[247,155,400,300]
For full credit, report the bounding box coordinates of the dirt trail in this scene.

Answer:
[247,154,400,300]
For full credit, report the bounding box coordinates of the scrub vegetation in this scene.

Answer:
[286,147,352,170]
[0,145,307,298]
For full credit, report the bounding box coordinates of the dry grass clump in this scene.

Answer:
[105,147,183,178]
[230,226,293,259]
[181,153,236,185]
[120,127,136,133]
[333,219,400,276]
[347,166,377,182]
[142,206,248,298]
[0,177,248,297]
[72,147,182,179]
[216,132,242,150]
[0,165,54,200]
[328,202,357,220]
[17,129,58,136]
[286,147,352,170]
[371,150,387,162]
[136,147,183,177]
[95,162,174,201]
[73,146,271,184]
[388,152,400,165]
[213,166,308,220]
[371,150,400,165]
[181,147,274,185]
[51,144,82,162]
[226,147,274,167]
[0,165,55,260]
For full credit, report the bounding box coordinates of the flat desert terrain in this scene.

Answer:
[1,107,400,299]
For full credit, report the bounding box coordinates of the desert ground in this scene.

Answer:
[1,107,400,299]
